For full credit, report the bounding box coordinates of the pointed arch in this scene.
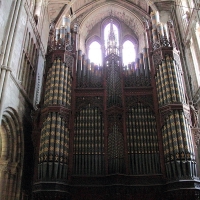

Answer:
[122,40,136,66]
[0,107,24,199]
[86,36,102,66]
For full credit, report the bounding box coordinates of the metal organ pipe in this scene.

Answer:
[67,32,71,45]
[163,58,172,103]
[55,28,60,42]
[171,57,186,103]
[135,58,140,77]
[58,62,65,105]
[157,23,164,38]
[139,53,145,76]
[49,60,57,105]
[44,68,51,106]
[63,16,71,33]
[143,48,150,75]
[86,59,90,85]
[77,50,82,87]
[53,59,61,104]
[159,61,167,105]
[63,63,68,106]
[166,56,177,103]
[156,67,162,106]
[81,54,86,86]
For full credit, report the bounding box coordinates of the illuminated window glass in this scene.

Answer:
[122,40,136,66]
[88,41,102,66]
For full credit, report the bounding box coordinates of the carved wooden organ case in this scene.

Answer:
[32,14,200,200]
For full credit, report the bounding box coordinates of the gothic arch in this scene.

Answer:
[78,2,144,38]
[77,2,145,51]
[0,107,24,199]
[86,35,102,55]
[122,35,139,56]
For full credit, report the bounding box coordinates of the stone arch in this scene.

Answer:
[86,35,102,52]
[122,34,139,56]
[0,107,24,200]
[79,2,144,39]
[77,2,145,53]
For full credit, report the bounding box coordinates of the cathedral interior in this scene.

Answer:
[1,0,200,199]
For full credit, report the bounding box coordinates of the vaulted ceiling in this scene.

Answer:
[47,0,174,23]
[47,0,156,32]
[48,0,148,22]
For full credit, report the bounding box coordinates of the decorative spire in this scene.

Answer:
[106,19,119,56]
[108,19,115,41]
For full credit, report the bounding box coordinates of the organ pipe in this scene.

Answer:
[126,103,160,175]
[36,54,73,184]
[73,105,104,175]
[33,12,198,198]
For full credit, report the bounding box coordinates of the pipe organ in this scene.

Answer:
[32,13,200,200]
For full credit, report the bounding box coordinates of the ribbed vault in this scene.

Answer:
[47,0,164,21]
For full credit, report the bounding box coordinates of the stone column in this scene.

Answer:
[0,164,8,199]
[0,68,11,123]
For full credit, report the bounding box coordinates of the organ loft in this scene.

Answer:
[1,1,200,200]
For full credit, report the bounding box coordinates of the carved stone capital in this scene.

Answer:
[0,162,9,173]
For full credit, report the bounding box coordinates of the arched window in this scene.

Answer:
[122,40,136,66]
[88,41,102,66]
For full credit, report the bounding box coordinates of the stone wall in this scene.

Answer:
[0,0,50,199]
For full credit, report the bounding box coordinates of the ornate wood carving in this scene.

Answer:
[152,50,162,70]
[75,96,103,112]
